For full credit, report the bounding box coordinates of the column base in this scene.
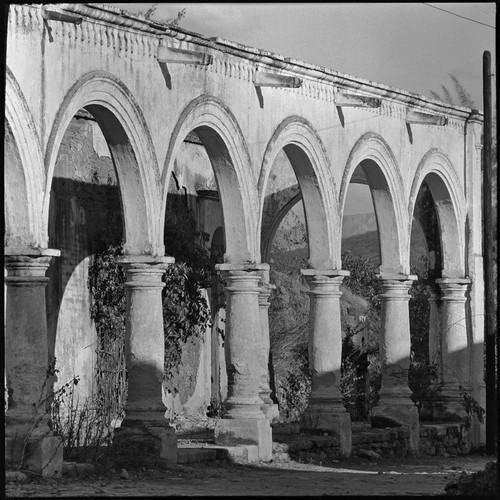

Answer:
[371,400,419,454]
[6,435,63,477]
[112,423,178,467]
[302,407,352,457]
[430,384,470,421]
[214,418,272,461]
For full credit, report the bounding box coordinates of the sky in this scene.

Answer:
[113,2,496,108]
[111,3,495,215]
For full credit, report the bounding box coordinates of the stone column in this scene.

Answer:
[427,284,443,374]
[214,264,272,462]
[434,278,472,419]
[301,269,351,457]
[113,255,177,465]
[422,283,443,420]
[372,274,419,452]
[4,248,63,476]
[257,269,279,421]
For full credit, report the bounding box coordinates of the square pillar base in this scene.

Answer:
[214,418,272,461]
[6,435,63,477]
[371,403,420,455]
[112,424,178,467]
[302,409,352,457]
[430,393,468,422]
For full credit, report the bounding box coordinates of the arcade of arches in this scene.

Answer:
[4,4,486,474]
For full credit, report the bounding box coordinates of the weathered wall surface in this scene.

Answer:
[45,116,120,403]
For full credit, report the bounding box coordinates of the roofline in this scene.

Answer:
[40,3,483,122]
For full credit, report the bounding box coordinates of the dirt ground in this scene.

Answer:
[5,453,495,497]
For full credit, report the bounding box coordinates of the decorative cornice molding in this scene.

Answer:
[10,4,483,123]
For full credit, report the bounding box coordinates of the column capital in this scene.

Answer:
[301,268,349,278]
[117,254,175,268]
[4,246,61,258]
[376,274,416,300]
[216,262,269,274]
[117,255,174,290]
[4,249,60,286]
[215,263,268,290]
[436,277,471,301]
[426,283,442,302]
[376,272,417,282]
[301,269,348,297]
[258,283,276,306]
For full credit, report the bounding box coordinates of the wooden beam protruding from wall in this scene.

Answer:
[406,109,448,126]
[334,91,381,108]
[157,46,213,65]
[253,71,302,88]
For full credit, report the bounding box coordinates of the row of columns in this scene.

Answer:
[4,249,472,471]
[427,278,472,419]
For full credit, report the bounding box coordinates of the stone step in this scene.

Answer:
[177,447,220,464]
[177,442,260,464]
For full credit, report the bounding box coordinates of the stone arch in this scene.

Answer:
[162,95,258,263]
[262,193,303,263]
[409,149,466,278]
[44,70,161,256]
[5,67,45,248]
[340,132,406,274]
[258,117,339,269]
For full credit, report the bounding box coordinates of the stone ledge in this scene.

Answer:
[177,448,219,464]
[62,462,95,477]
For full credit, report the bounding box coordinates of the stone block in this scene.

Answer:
[24,436,63,477]
[220,445,259,464]
[288,439,313,452]
[160,426,178,464]
[5,471,29,483]
[75,462,95,477]
[408,411,419,455]
[177,448,218,464]
[215,418,272,461]
[113,423,178,466]
[303,410,351,457]
[5,436,25,466]
[63,462,77,477]
[358,448,380,459]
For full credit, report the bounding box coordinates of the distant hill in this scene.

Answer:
[342,230,381,265]
[342,213,377,239]
[271,212,428,268]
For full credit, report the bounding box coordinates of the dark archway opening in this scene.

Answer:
[46,108,126,459]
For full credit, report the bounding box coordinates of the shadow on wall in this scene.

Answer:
[46,178,123,401]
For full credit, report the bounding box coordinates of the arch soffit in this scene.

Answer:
[43,70,161,254]
[262,193,303,263]
[409,148,466,275]
[409,148,465,226]
[340,133,406,262]
[258,117,338,259]
[162,95,258,259]
[258,116,338,207]
[5,67,45,246]
[340,132,405,218]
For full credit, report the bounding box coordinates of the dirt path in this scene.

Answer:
[5,453,494,497]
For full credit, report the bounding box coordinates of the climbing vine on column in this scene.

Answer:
[87,198,214,413]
